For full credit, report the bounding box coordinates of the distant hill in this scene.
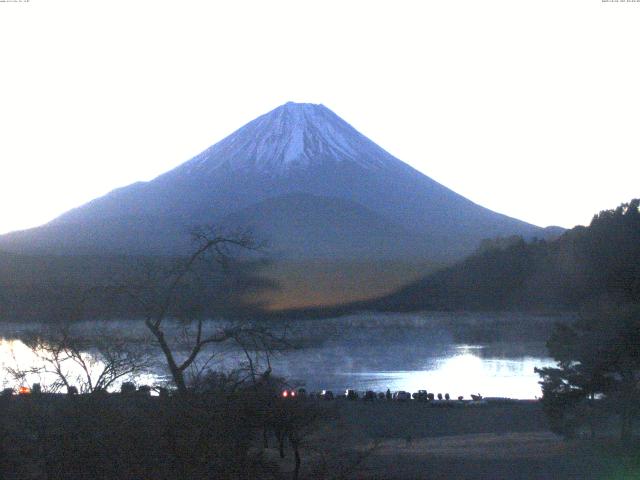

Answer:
[365,200,640,312]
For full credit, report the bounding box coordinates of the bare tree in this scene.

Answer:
[111,227,279,395]
[8,326,147,393]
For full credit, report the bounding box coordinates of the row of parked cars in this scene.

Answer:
[282,388,477,402]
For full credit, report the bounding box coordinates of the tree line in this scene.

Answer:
[374,199,640,312]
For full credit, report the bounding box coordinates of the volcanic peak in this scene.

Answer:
[175,101,395,178]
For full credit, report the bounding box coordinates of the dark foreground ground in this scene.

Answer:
[1,394,638,479]
[281,400,640,479]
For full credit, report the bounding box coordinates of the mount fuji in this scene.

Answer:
[0,102,551,264]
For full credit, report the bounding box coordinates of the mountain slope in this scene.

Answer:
[220,192,432,260]
[0,102,548,260]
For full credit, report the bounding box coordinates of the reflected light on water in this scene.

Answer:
[0,339,43,388]
[1,336,554,398]
[343,346,554,399]
[0,338,158,392]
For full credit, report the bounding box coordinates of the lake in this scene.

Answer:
[0,312,560,399]
[275,344,553,399]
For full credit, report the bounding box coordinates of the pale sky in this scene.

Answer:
[0,0,638,234]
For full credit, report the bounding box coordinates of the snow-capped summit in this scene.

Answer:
[0,102,548,262]
[173,102,398,178]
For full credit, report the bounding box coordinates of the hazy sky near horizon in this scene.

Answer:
[0,0,638,234]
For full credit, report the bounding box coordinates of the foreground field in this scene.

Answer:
[280,400,640,479]
[1,394,638,479]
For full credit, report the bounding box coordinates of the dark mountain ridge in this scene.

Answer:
[363,199,640,312]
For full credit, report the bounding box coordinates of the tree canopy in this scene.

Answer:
[536,302,640,440]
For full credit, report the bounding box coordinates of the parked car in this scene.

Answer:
[121,382,136,394]
[393,391,412,401]
[345,389,359,400]
[281,389,297,399]
[138,385,152,396]
[363,390,376,401]
[413,390,429,401]
[320,389,334,400]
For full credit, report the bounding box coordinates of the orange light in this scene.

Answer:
[18,386,31,395]
[282,390,288,398]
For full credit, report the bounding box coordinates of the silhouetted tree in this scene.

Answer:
[111,227,283,395]
[537,302,640,440]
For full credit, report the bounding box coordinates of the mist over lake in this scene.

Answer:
[0,312,559,399]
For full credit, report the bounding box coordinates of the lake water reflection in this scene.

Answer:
[274,344,554,399]
[0,314,558,399]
